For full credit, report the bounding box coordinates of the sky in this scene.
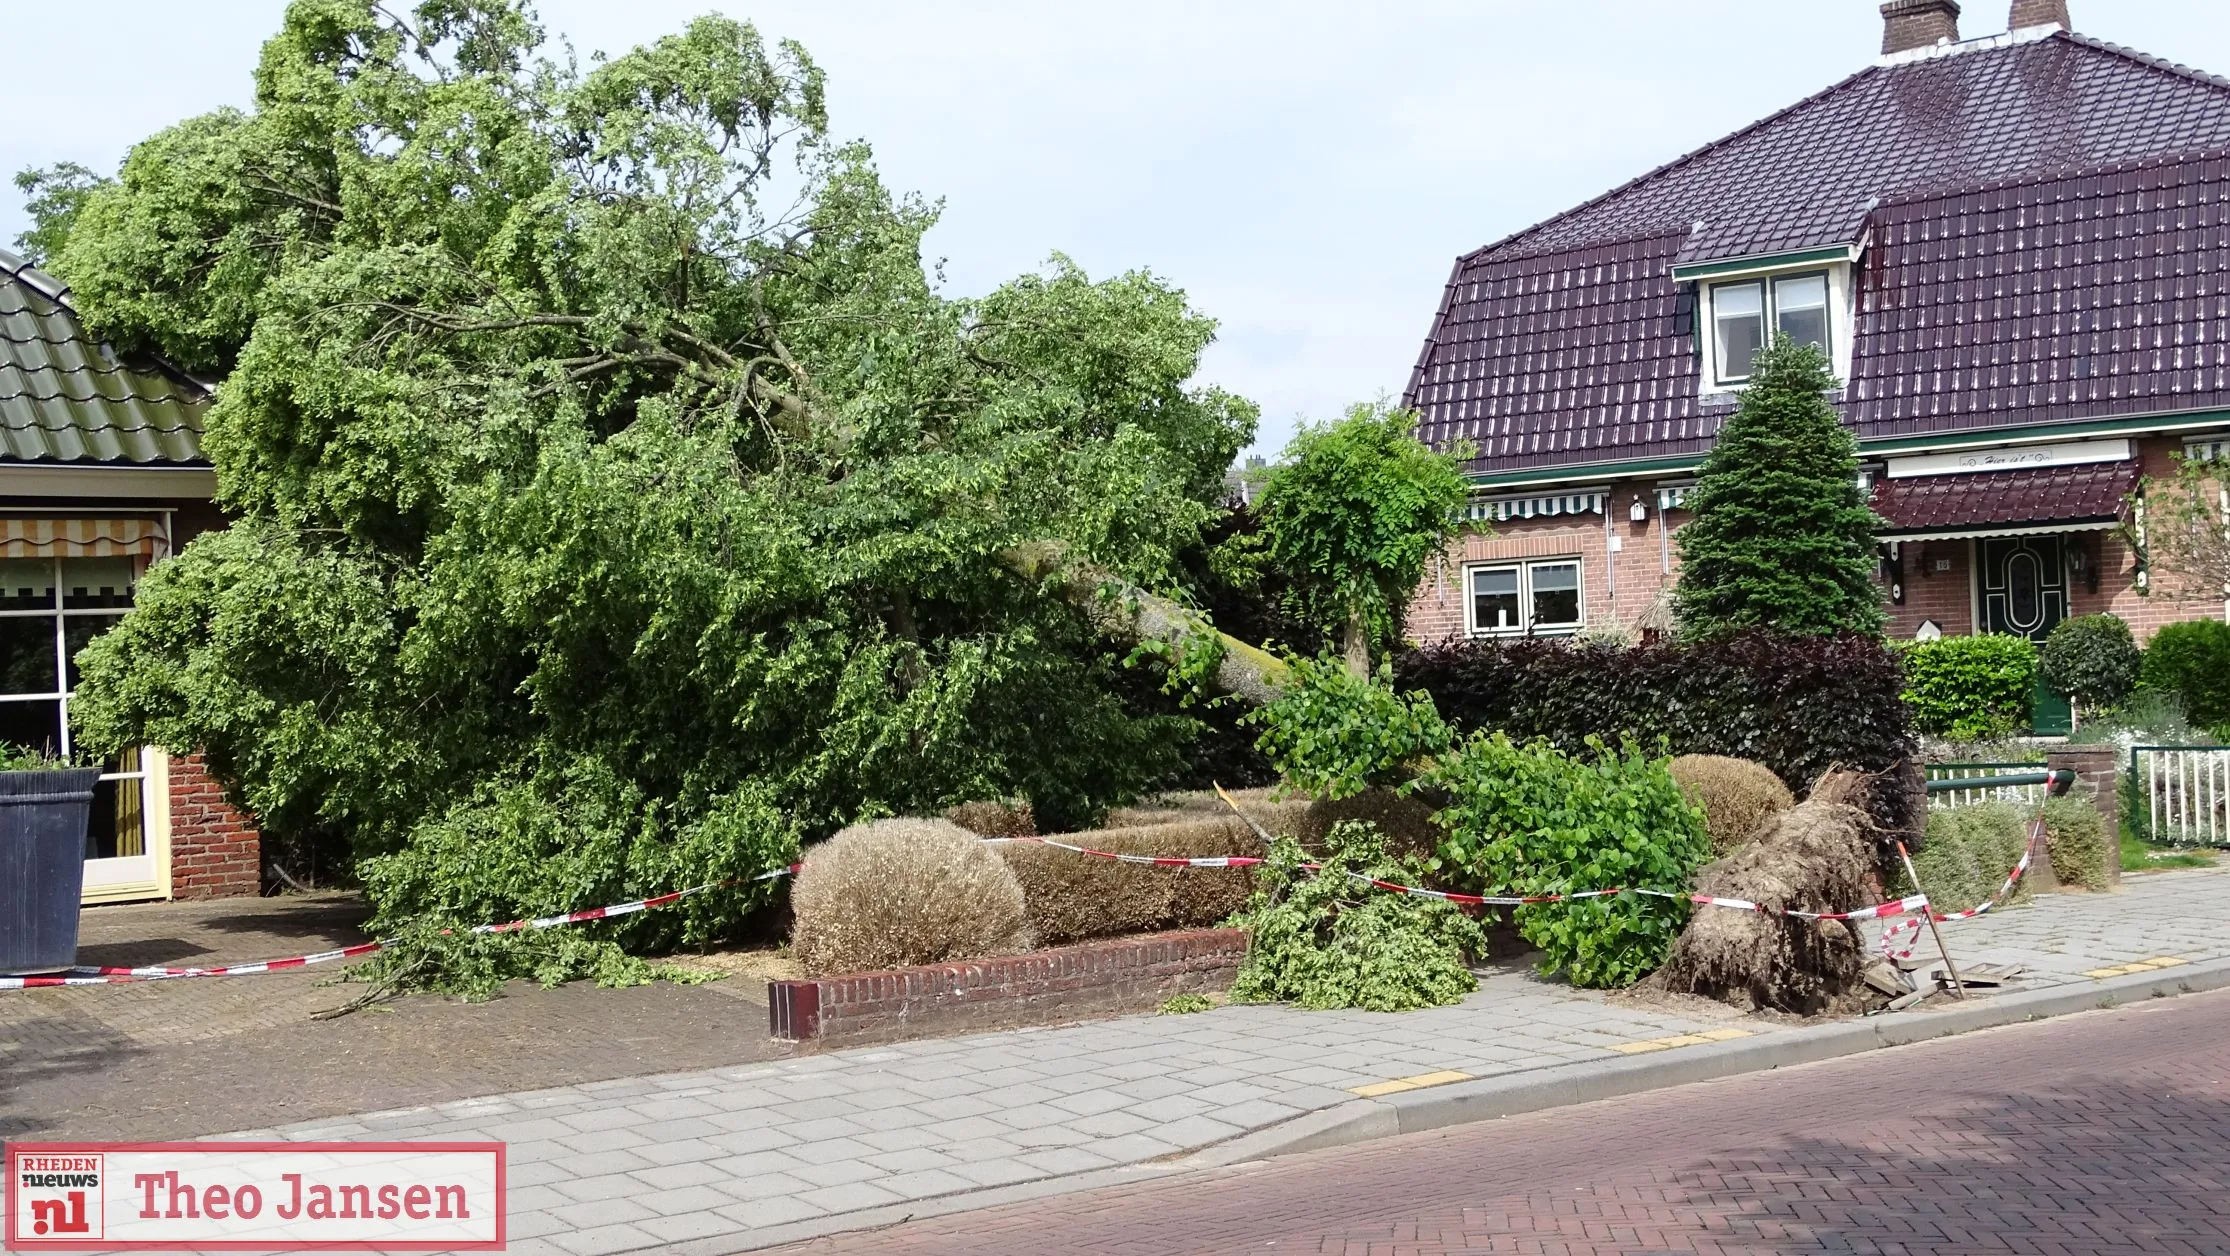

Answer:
[9,1,2230,457]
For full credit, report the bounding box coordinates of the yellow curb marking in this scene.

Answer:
[1349,1069,1475,1097]
[2085,955,2189,979]
[1609,1028,1754,1055]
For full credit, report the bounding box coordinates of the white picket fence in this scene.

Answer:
[2133,745,2230,847]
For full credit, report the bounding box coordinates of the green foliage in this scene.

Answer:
[63,2,1256,986]
[1246,656,1451,802]
[1902,803,2035,914]
[1228,821,1486,1012]
[1425,733,1711,988]
[0,743,71,772]
[2129,453,2230,607]
[1673,339,1885,638]
[2040,795,2111,892]
[1155,993,1215,1015]
[1899,634,2039,740]
[2040,614,2142,714]
[1249,402,1468,664]
[2141,619,2230,730]
[11,163,108,266]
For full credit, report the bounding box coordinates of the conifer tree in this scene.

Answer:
[1674,339,1884,637]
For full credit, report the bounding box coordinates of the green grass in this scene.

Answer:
[2120,827,2216,872]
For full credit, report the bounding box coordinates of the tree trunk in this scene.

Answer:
[999,540,1291,707]
[1341,609,1370,678]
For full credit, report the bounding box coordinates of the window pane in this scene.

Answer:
[0,560,54,613]
[1775,274,1830,352]
[0,617,58,695]
[64,614,125,690]
[1530,562,1582,629]
[1472,567,1521,633]
[1713,283,1764,381]
[88,758,146,861]
[0,698,63,759]
[61,557,136,610]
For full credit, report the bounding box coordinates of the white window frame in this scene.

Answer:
[1465,558,1588,638]
[1698,263,1854,394]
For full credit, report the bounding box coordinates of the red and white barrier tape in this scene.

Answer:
[0,865,801,989]
[1879,814,2044,961]
[1,821,1969,991]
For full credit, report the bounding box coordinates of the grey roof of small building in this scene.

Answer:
[0,249,208,465]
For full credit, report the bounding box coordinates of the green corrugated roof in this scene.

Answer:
[0,249,207,465]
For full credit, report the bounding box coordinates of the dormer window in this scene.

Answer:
[1710,271,1833,384]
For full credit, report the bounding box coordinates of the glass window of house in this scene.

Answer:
[1471,566,1521,633]
[0,554,150,861]
[1775,273,1831,353]
[1530,562,1583,630]
[1713,282,1765,382]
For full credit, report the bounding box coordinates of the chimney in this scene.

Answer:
[1881,0,1962,55]
[2009,0,2070,32]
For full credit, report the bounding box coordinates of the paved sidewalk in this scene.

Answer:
[219,864,2230,1256]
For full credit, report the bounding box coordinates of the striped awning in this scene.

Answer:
[0,516,170,559]
[1464,490,1605,524]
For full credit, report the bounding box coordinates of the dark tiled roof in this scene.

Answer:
[1407,32,2230,479]
[1849,151,2230,441]
[0,249,208,465]
[1872,459,2139,532]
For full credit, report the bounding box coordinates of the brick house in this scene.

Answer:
[0,248,261,902]
[1402,0,2230,731]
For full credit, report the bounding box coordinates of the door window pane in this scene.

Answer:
[2007,551,2042,631]
[1775,274,1830,352]
[62,557,136,609]
[0,698,63,759]
[88,757,145,861]
[1472,567,1521,633]
[0,617,57,696]
[1713,282,1765,381]
[1530,562,1582,630]
[0,560,54,613]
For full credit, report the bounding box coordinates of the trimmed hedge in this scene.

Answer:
[1898,634,2038,740]
[1395,632,1915,795]
[2142,619,2230,731]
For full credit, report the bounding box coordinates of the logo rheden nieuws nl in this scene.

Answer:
[4,1142,504,1251]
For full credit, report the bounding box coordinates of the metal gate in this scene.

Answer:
[2131,745,2230,846]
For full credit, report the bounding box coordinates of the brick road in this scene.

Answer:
[775,985,2230,1254]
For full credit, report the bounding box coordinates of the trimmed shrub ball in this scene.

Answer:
[790,817,1031,977]
[1669,755,1797,853]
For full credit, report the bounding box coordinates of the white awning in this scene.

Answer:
[1466,490,1605,524]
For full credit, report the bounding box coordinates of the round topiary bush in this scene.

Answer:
[2040,614,2141,715]
[789,818,1031,977]
[1669,755,1797,853]
[2141,619,2230,732]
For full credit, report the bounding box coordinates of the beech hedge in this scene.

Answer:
[1394,631,1915,794]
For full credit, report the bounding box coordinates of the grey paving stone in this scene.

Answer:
[1128,1094,1212,1123]
[630,1137,725,1167]
[864,1146,959,1173]
[1014,1145,1116,1176]
[714,1195,829,1229]
[1048,1088,1135,1118]
[856,1125,946,1153]
[789,1158,885,1189]
[879,1167,979,1200]
[1067,1108,1158,1138]
[1089,1132,1184,1163]
[784,1115,871,1142]
[786,1135,879,1166]
[1153,1113,1245,1149]
[628,1160,734,1190]
[711,1170,816,1203]
[548,1222,662,1256]
[551,1174,649,1205]
[548,1196,659,1229]
[948,1157,1046,1189]
[637,1211,740,1244]
[637,1184,736,1215]
[705,1148,809,1179]
[795,1181,907,1215]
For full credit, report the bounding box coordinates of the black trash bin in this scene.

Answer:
[0,768,102,974]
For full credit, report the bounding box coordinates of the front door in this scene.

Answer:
[1979,537,2072,735]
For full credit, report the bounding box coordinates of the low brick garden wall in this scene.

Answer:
[768,927,1248,1048]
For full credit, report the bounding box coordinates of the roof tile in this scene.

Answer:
[0,249,208,466]
[1872,459,2139,531]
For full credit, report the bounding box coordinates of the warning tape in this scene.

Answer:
[1879,813,2045,962]
[0,824,1954,991]
[0,865,801,989]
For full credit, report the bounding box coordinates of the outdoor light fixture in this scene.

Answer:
[2069,541,2099,593]
[1629,498,1648,524]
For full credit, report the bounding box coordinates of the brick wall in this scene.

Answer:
[167,753,261,900]
[768,928,1248,1048]
[1409,436,2228,647]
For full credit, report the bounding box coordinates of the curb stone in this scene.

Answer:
[631,956,2230,1255]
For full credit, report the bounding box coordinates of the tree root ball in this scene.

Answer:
[1649,770,1880,1015]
